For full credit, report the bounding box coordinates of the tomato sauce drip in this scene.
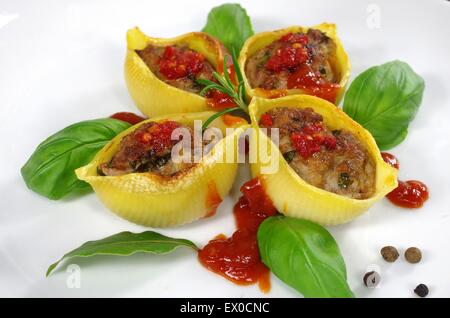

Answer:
[239,178,277,219]
[198,177,276,292]
[381,152,429,208]
[387,180,429,209]
[110,112,146,125]
[290,122,336,159]
[381,152,400,169]
[222,114,247,127]
[253,88,288,99]
[205,181,222,217]
[206,90,237,110]
[159,46,205,80]
[287,64,340,103]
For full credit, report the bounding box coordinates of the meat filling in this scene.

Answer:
[99,121,199,177]
[260,107,375,199]
[137,44,216,94]
[245,29,340,102]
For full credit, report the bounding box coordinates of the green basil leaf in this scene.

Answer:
[343,60,425,150]
[374,127,408,151]
[21,118,131,200]
[257,216,354,298]
[47,231,198,276]
[202,3,254,54]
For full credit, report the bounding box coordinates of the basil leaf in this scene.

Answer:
[202,3,254,54]
[257,216,354,298]
[343,60,425,150]
[47,231,198,276]
[21,118,130,200]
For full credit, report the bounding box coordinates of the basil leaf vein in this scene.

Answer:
[343,60,425,150]
[46,231,198,276]
[257,216,354,298]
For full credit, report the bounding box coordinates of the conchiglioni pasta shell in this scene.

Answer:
[248,95,397,225]
[76,112,247,227]
[239,23,351,104]
[124,27,226,117]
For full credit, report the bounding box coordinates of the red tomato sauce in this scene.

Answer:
[221,114,247,127]
[266,33,309,73]
[134,120,180,154]
[110,112,146,125]
[253,88,288,99]
[266,45,308,73]
[381,152,400,170]
[206,90,237,110]
[262,33,340,103]
[260,114,273,127]
[287,64,340,103]
[198,177,276,293]
[381,152,429,208]
[159,46,205,80]
[280,32,309,45]
[387,180,429,208]
[290,122,336,159]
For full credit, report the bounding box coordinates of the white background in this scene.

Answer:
[1,0,450,297]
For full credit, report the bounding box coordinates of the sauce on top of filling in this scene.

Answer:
[137,44,237,110]
[245,29,340,102]
[98,120,200,177]
[137,44,216,94]
[259,107,376,199]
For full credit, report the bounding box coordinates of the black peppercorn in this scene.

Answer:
[414,284,429,297]
[363,271,381,288]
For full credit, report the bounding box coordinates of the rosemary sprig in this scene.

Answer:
[231,48,247,100]
[200,106,242,131]
[198,51,249,130]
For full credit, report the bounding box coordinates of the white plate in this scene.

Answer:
[1,0,450,298]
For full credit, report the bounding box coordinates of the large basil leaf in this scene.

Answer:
[202,3,254,54]
[343,60,425,150]
[47,231,198,276]
[257,216,354,298]
[21,118,130,200]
